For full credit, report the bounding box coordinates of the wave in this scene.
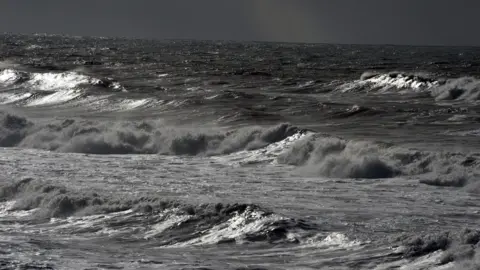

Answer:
[395,230,480,269]
[339,72,440,93]
[26,90,83,107]
[373,229,480,269]
[0,111,301,155]
[431,77,480,101]
[0,69,23,84]
[0,68,122,91]
[338,71,480,103]
[0,68,128,108]
[0,92,33,104]
[1,110,478,184]
[0,178,319,246]
[277,134,478,183]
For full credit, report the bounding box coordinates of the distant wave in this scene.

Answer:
[337,71,480,103]
[338,72,440,93]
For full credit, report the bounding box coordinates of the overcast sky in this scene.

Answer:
[0,0,478,46]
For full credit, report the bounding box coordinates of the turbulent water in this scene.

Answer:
[1,34,480,269]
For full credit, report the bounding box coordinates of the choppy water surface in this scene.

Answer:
[1,34,480,269]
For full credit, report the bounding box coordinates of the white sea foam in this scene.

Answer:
[26,90,83,106]
[0,68,124,93]
[340,73,439,93]
[0,201,37,218]
[116,98,153,110]
[145,210,192,239]
[26,72,98,91]
[0,69,22,85]
[0,92,33,104]
[304,232,362,249]
[171,207,285,247]
[25,44,43,50]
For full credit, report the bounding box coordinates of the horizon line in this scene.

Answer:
[2,31,480,49]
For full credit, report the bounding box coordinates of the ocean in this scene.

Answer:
[1,33,480,269]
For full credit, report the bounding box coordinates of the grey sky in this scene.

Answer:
[0,0,479,46]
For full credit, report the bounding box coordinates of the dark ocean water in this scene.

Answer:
[1,34,480,269]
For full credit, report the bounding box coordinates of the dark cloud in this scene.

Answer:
[0,0,479,46]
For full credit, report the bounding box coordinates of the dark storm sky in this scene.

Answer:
[0,0,479,46]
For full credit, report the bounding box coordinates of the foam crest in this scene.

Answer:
[340,72,439,93]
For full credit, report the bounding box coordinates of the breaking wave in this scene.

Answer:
[0,111,301,155]
[431,77,480,101]
[277,134,479,184]
[386,229,480,269]
[0,178,319,246]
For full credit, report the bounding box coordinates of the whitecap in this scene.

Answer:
[0,69,21,85]
[26,72,96,91]
[117,98,153,110]
[214,132,310,166]
[26,90,83,106]
[145,210,192,239]
[304,232,362,249]
[0,92,33,104]
[171,207,285,247]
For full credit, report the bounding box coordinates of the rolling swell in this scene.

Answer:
[0,178,317,246]
[0,111,300,155]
